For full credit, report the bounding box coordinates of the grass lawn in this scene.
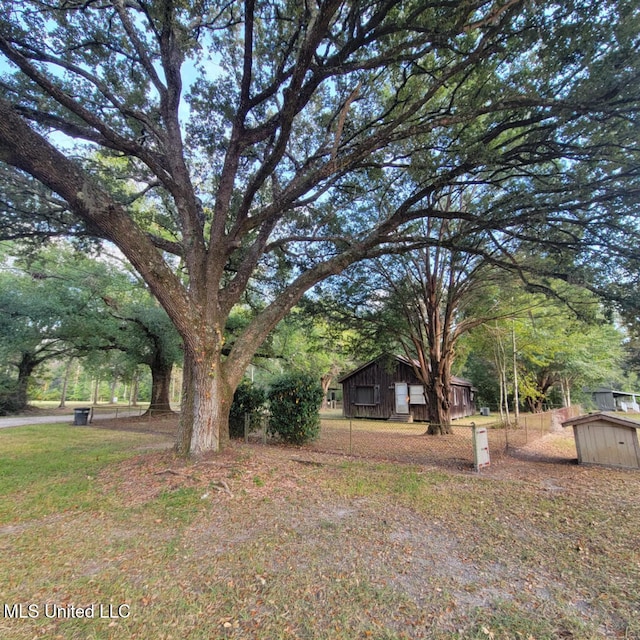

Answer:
[0,422,638,639]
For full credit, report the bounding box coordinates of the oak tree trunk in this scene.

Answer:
[15,353,37,411]
[58,359,72,409]
[130,371,139,406]
[175,349,235,456]
[144,357,174,416]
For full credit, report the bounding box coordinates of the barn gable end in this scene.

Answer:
[338,354,475,421]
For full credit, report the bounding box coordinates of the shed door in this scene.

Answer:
[395,383,409,414]
[583,424,640,469]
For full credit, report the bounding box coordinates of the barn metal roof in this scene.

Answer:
[337,353,475,388]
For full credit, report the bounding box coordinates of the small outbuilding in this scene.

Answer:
[562,412,640,470]
[338,353,476,421]
[591,387,640,412]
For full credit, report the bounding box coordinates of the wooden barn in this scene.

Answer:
[338,354,476,421]
[562,412,640,470]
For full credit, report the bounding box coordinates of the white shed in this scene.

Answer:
[562,412,640,470]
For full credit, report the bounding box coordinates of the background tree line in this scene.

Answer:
[0,238,634,423]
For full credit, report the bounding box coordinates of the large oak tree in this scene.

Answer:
[0,0,638,453]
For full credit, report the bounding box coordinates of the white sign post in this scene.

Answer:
[472,423,490,471]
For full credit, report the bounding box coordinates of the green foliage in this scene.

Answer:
[0,374,20,415]
[229,380,267,439]
[0,242,181,409]
[267,373,323,445]
[463,279,627,411]
[1,0,639,452]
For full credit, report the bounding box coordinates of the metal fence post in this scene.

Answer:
[504,420,509,452]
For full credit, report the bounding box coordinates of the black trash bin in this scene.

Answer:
[73,407,91,425]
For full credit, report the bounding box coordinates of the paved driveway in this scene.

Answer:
[0,410,142,429]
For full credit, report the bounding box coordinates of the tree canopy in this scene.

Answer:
[0,243,183,412]
[0,0,638,453]
[0,243,123,410]
[463,281,626,415]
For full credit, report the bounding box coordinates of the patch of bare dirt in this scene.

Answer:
[94,412,584,481]
[90,412,180,436]
[99,439,338,504]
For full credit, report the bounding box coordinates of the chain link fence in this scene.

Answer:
[87,405,181,436]
[311,417,482,469]
[86,405,177,422]
[246,406,584,470]
[495,406,583,452]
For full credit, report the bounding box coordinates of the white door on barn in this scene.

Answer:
[395,382,409,414]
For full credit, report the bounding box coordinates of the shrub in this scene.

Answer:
[0,376,21,416]
[267,373,323,445]
[229,380,267,439]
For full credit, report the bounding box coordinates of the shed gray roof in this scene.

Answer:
[562,411,640,430]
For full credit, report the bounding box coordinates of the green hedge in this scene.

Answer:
[267,373,323,445]
[229,380,267,439]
